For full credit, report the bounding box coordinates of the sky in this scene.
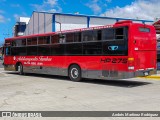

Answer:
[0,0,160,46]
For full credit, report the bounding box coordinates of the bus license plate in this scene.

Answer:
[144,72,149,76]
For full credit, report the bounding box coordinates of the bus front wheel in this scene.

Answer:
[69,65,82,82]
[17,63,23,75]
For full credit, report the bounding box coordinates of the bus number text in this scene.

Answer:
[101,58,127,63]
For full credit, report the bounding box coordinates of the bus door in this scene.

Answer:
[3,46,12,64]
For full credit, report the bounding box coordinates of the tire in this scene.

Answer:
[17,63,23,75]
[69,65,82,82]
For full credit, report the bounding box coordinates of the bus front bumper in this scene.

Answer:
[4,64,16,71]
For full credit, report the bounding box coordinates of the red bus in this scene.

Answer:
[3,20,157,81]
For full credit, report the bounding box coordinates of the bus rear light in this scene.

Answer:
[146,68,154,70]
[128,58,135,70]
[128,66,134,70]
[138,69,144,71]
[128,58,134,61]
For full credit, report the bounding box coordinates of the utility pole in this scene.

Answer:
[55,21,62,32]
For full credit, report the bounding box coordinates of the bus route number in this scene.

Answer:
[101,58,127,63]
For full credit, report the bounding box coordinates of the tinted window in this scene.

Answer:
[51,35,59,44]
[83,42,102,55]
[59,34,66,43]
[14,39,26,46]
[92,30,102,41]
[22,39,26,46]
[5,41,12,46]
[27,38,37,45]
[74,32,81,42]
[102,28,114,40]
[12,41,16,46]
[102,40,128,55]
[38,36,50,44]
[11,47,17,55]
[102,27,128,56]
[66,43,82,55]
[66,33,74,42]
[18,47,26,56]
[82,30,93,41]
[97,30,102,41]
[27,46,37,55]
[115,28,124,39]
[38,45,50,56]
[44,36,50,44]
[50,44,65,55]
[11,47,27,56]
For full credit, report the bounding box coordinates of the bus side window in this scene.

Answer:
[28,37,37,45]
[44,36,50,44]
[102,28,114,40]
[82,30,93,41]
[66,33,74,42]
[97,30,102,41]
[59,34,66,43]
[74,32,81,42]
[115,28,124,40]
[51,35,59,44]
[12,41,16,46]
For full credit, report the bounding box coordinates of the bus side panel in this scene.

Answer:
[65,56,129,79]
[20,56,67,76]
[4,55,129,79]
[65,56,102,78]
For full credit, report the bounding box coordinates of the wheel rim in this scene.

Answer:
[71,68,79,79]
[18,65,21,72]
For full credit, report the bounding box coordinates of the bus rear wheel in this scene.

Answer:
[69,65,82,82]
[17,63,23,75]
